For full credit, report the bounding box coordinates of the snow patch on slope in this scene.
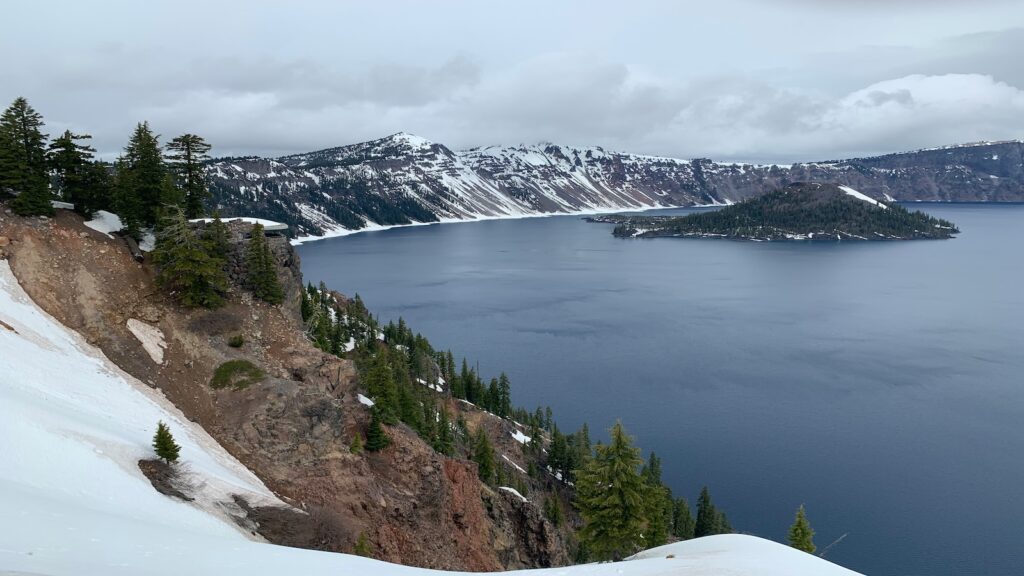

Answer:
[84,210,124,236]
[838,185,888,209]
[126,318,167,364]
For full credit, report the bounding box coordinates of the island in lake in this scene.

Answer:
[589,182,959,241]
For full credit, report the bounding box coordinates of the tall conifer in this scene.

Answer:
[152,206,228,308]
[245,222,284,304]
[365,406,391,451]
[574,421,647,561]
[1,97,52,215]
[473,427,496,484]
[48,130,100,216]
[114,122,170,234]
[166,134,212,218]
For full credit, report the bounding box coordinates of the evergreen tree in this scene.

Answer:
[48,130,101,217]
[672,497,696,539]
[545,495,564,527]
[349,432,364,454]
[166,133,212,218]
[641,452,671,547]
[354,532,372,557]
[245,223,284,304]
[574,421,647,561]
[694,486,732,537]
[695,486,716,537]
[152,206,228,308]
[1,97,52,215]
[365,406,391,451]
[497,372,512,417]
[472,427,496,484]
[434,407,454,456]
[152,421,181,464]
[787,505,816,554]
[202,211,230,261]
[113,122,171,233]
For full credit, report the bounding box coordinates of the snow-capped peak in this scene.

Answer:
[383,132,436,150]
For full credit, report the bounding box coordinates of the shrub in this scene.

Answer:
[210,359,265,390]
[227,334,244,348]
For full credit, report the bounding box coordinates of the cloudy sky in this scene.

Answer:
[3,0,1023,162]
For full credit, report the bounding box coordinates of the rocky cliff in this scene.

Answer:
[207,135,1023,238]
[0,205,573,571]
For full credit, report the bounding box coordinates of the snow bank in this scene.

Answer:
[126,319,167,364]
[498,486,528,503]
[190,217,288,232]
[0,260,865,576]
[84,210,125,236]
[510,429,531,444]
[357,393,375,407]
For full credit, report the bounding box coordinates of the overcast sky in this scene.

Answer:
[3,0,1023,162]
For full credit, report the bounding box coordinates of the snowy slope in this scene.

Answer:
[207,135,1024,240]
[0,260,862,576]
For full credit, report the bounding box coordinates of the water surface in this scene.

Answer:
[299,204,1024,576]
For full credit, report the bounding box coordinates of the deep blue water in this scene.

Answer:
[298,204,1024,576]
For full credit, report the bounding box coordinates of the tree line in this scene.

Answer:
[0,96,285,309]
[0,97,211,230]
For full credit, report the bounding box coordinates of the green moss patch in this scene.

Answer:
[210,360,265,390]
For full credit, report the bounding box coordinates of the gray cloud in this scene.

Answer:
[0,1,1021,163]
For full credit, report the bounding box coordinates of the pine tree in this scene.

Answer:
[166,134,212,218]
[472,427,496,484]
[545,495,564,527]
[695,486,732,537]
[245,223,284,304]
[113,122,170,233]
[349,432,364,454]
[365,406,391,451]
[152,206,228,308]
[48,130,101,217]
[574,421,647,561]
[673,497,696,539]
[354,532,372,557]
[641,452,671,547]
[434,407,454,456]
[152,421,181,464]
[787,505,816,554]
[497,372,512,417]
[202,211,230,261]
[1,97,52,215]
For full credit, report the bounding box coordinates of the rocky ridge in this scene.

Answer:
[207,135,1024,238]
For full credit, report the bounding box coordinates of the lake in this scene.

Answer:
[298,204,1024,576]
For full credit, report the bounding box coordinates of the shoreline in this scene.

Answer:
[289,200,733,246]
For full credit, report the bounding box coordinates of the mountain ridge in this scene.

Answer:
[206,135,1023,239]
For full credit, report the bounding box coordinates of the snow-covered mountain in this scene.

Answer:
[0,258,863,576]
[207,134,1024,240]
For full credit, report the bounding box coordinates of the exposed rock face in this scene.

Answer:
[208,135,1024,238]
[0,207,573,571]
[191,219,304,318]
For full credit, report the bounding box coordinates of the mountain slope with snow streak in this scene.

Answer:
[0,258,863,576]
[207,135,1024,241]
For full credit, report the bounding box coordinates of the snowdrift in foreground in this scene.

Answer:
[0,260,862,576]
